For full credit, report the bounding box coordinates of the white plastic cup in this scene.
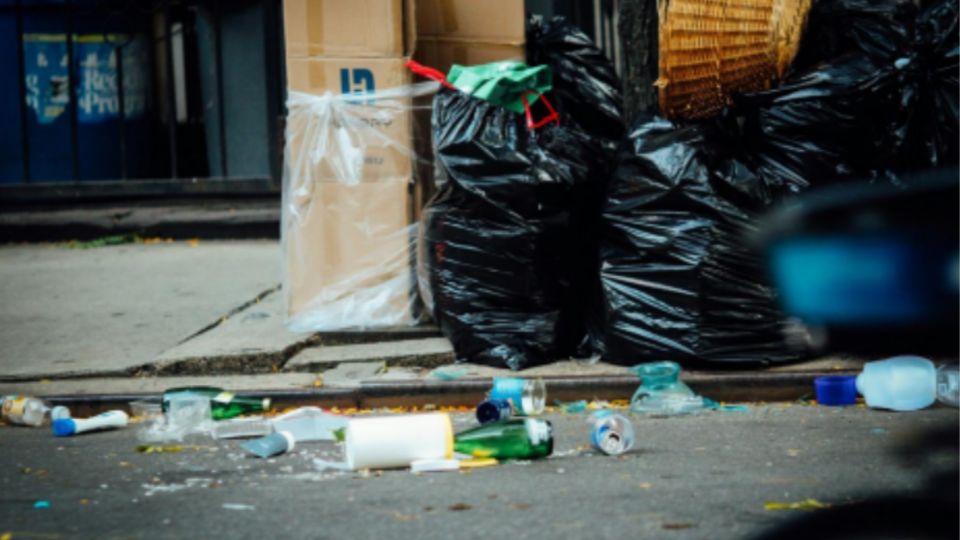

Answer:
[344,413,453,470]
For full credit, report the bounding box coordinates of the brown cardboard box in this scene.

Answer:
[284,178,417,327]
[283,0,416,58]
[416,0,525,43]
[285,56,414,183]
[415,37,525,74]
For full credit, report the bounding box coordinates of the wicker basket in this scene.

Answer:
[657,0,812,120]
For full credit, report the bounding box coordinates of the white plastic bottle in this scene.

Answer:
[856,356,958,411]
[52,410,128,437]
[1,395,50,427]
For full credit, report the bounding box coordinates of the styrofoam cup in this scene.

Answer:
[344,413,453,470]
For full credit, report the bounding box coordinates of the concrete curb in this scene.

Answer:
[36,369,849,416]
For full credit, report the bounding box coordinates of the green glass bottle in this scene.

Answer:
[161,386,271,421]
[454,418,553,460]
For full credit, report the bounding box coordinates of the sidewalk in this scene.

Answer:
[0,239,864,406]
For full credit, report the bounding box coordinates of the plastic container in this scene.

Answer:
[588,411,635,456]
[240,431,295,458]
[269,406,348,442]
[936,364,959,407]
[344,413,453,470]
[489,378,546,415]
[855,356,953,411]
[814,375,858,406]
[1,395,49,427]
[212,417,273,440]
[53,410,128,437]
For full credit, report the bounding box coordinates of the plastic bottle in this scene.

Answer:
[489,378,546,415]
[588,410,635,456]
[161,386,271,420]
[454,418,553,460]
[269,406,348,442]
[856,356,959,411]
[936,364,959,407]
[1,395,50,427]
[53,410,128,437]
[240,431,295,458]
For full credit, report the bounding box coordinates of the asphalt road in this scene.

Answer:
[1,404,957,540]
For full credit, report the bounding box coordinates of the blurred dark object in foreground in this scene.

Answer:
[747,421,959,540]
[761,169,959,356]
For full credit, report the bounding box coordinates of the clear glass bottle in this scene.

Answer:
[454,418,553,460]
[161,386,271,421]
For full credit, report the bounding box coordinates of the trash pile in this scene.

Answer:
[282,0,958,371]
[1,357,957,478]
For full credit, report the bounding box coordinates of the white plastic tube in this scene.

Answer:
[344,413,453,470]
[53,410,128,437]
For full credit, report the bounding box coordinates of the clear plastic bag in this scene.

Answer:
[282,81,439,332]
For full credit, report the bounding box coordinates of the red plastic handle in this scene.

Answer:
[406,59,456,90]
[522,91,560,130]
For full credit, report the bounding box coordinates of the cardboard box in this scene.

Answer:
[415,38,525,74]
[284,178,417,327]
[285,56,414,183]
[283,0,416,58]
[416,0,525,43]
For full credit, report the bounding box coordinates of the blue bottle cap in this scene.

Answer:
[52,418,77,437]
[815,375,858,406]
[476,399,512,424]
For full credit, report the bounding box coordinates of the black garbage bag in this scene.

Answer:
[526,15,625,153]
[599,117,807,367]
[890,0,959,169]
[736,0,958,191]
[420,88,606,369]
[526,15,625,356]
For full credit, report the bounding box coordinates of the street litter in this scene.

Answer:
[240,432,295,459]
[162,387,271,421]
[222,503,256,511]
[555,400,588,414]
[454,418,553,461]
[430,366,470,381]
[53,410,128,437]
[339,413,452,470]
[814,376,858,406]
[629,362,711,415]
[764,499,831,511]
[33,500,50,509]
[138,395,214,443]
[488,378,546,415]
[269,406,347,442]
[211,417,272,440]
[587,411,635,456]
[475,399,512,424]
[136,444,210,454]
[1,395,53,427]
[856,356,959,411]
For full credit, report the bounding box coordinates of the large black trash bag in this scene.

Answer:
[736,0,958,191]
[599,117,807,367]
[891,0,959,169]
[420,88,606,369]
[526,15,625,152]
[788,0,917,73]
[526,15,625,356]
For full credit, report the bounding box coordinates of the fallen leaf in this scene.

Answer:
[187,239,200,248]
[136,445,183,454]
[511,503,531,511]
[764,498,831,511]
[448,503,472,511]
[423,506,434,512]
[663,523,693,530]
[79,499,89,505]
[390,511,417,522]
[639,482,654,489]
[786,449,800,457]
